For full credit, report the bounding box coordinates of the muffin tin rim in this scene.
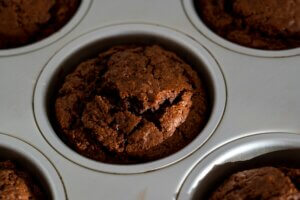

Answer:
[0,132,66,200]
[177,132,300,200]
[0,0,92,57]
[33,23,227,174]
[182,0,300,58]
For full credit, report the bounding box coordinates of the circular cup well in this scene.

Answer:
[0,0,92,57]
[0,133,66,199]
[34,23,226,174]
[178,132,300,199]
[182,0,300,57]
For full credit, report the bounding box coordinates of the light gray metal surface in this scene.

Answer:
[0,0,299,199]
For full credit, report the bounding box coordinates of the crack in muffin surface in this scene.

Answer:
[55,45,209,164]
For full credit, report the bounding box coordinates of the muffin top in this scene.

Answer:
[197,0,300,50]
[232,0,300,37]
[0,160,45,200]
[0,0,80,49]
[210,167,300,200]
[55,45,208,164]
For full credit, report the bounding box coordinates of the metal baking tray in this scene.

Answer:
[0,0,300,199]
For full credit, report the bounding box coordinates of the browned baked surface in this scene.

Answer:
[210,167,300,200]
[0,160,45,200]
[55,45,209,164]
[196,0,300,50]
[0,0,80,49]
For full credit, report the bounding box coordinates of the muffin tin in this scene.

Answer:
[33,24,226,173]
[0,0,300,199]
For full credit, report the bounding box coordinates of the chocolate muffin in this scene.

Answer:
[210,167,300,200]
[196,0,300,50]
[0,0,80,49]
[54,45,209,164]
[0,160,45,200]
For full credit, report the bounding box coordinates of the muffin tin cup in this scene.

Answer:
[0,0,92,57]
[33,23,226,174]
[182,0,300,58]
[0,133,66,199]
[177,132,300,200]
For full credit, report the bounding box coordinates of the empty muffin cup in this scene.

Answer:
[182,0,300,57]
[33,23,226,174]
[0,133,66,199]
[0,0,91,56]
[177,132,300,200]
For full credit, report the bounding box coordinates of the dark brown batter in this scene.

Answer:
[196,0,300,50]
[0,0,80,49]
[55,45,209,164]
[0,160,45,200]
[210,167,300,200]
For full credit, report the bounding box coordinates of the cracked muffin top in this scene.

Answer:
[0,160,45,200]
[210,167,300,200]
[54,45,209,164]
[0,0,80,49]
[196,0,300,50]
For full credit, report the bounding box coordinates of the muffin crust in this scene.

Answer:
[196,0,300,50]
[0,0,80,49]
[55,45,209,164]
[210,167,300,200]
[0,160,45,200]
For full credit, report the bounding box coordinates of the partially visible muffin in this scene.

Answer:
[0,0,80,49]
[210,167,300,200]
[196,0,300,50]
[0,160,45,200]
[55,45,209,164]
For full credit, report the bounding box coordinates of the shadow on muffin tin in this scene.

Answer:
[0,0,92,57]
[177,132,300,200]
[33,23,226,174]
[0,133,66,199]
[182,0,300,58]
